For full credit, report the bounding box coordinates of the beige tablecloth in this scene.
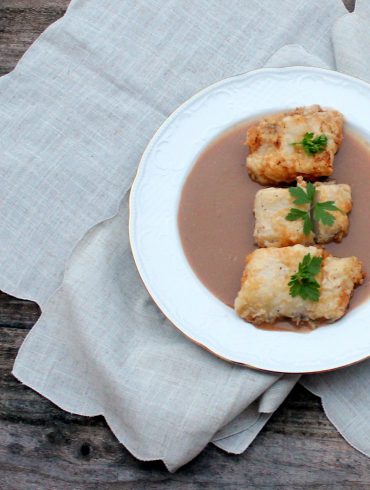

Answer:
[0,0,369,471]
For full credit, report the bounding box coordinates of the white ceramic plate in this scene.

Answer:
[129,66,370,373]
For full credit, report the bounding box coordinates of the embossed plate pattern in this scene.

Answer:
[129,67,370,373]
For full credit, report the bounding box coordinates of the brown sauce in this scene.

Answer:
[178,120,370,331]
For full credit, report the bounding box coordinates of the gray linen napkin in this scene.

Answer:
[1,0,369,471]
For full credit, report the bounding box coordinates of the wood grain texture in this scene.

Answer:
[0,0,366,488]
[1,325,370,489]
[0,1,70,76]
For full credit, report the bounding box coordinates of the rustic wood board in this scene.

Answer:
[1,0,368,488]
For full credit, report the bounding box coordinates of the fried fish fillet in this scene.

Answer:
[246,105,344,185]
[254,179,352,247]
[314,181,352,243]
[254,179,314,247]
[234,245,364,327]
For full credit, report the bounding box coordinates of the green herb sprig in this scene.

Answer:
[285,182,340,235]
[291,132,328,155]
[288,253,323,302]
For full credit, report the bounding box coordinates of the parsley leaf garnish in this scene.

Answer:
[314,201,340,226]
[288,185,313,205]
[291,132,328,155]
[285,208,313,235]
[285,208,307,220]
[285,182,340,235]
[288,253,323,302]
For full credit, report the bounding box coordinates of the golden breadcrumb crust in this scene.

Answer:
[253,178,352,247]
[254,179,314,247]
[234,245,364,327]
[246,105,344,185]
[314,181,352,243]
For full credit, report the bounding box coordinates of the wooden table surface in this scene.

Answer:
[1,1,368,489]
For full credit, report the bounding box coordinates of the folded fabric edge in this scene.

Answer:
[1,4,71,84]
[264,44,330,69]
[12,360,101,417]
[12,354,277,473]
[0,0,134,308]
[213,413,272,454]
[301,378,370,459]
[0,190,127,307]
[12,362,177,470]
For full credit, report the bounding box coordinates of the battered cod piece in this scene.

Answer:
[246,105,344,185]
[314,181,352,243]
[254,180,314,247]
[234,245,364,327]
[254,179,352,247]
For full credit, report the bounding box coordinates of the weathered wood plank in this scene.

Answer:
[2,398,370,488]
[0,292,40,329]
[0,2,70,76]
[1,326,370,487]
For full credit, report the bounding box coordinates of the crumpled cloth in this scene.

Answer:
[0,0,369,472]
